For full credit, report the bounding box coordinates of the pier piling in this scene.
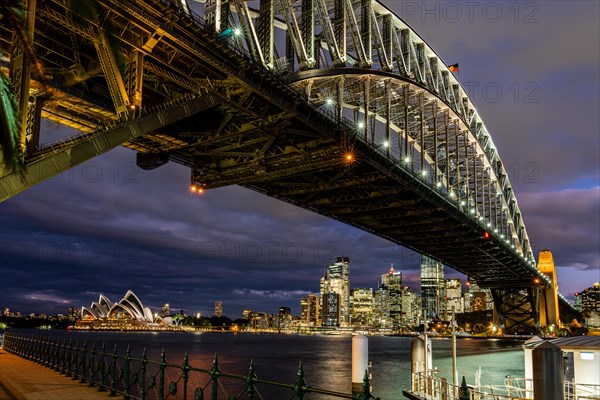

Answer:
[352,334,368,395]
[532,341,564,400]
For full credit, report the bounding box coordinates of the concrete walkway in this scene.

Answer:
[0,348,110,400]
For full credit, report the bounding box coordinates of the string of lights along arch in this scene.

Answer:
[0,0,575,332]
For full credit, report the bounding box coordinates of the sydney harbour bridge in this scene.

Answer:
[0,0,576,333]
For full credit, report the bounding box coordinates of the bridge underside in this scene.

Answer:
[0,0,576,331]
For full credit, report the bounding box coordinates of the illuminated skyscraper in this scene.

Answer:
[420,255,445,321]
[300,294,319,326]
[214,300,223,317]
[382,264,403,328]
[374,284,390,328]
[464,280,493,312]
[443,278,463,320]
[320,257,350,325]
[350,288,374,326]
[580,283,600,313]
[322,292,341,326]
[401,287,419,328]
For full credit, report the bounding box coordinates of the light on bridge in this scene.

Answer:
[233,27,242,36]
[382,140,390,148]
[325,98,334,106]
[403,156,411,164]
[483,231,491,240]
[421,170,428,177]
[357,121,365,129]
[190,185,204,194]
[344,152,356,163]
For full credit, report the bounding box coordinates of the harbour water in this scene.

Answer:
[8,330,525,398]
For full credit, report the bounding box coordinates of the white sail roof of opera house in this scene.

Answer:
[81,290,172,325]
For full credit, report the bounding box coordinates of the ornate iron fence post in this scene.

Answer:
[89,343,97,387]
[73,340,80,380]
[41,335,46,364]
[210,353,220,400]
[140,348,148,400]
[52,337,59,369]
[181,351,190,399]
[158,349,167,400]
[246,359,256,400]
[109,345,118,396]
[48,337,54,368]
[98,343,107,392]
[80,341,88,383]
[124,345,131,399]
[294,362,307,400]
[66,339,73,377]
[59,338,66,374]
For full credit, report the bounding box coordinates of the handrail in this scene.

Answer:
[409,371,529,400]
[3,331,380,400]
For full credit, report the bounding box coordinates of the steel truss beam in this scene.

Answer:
[0,95,221,201]
[491,287,540,335]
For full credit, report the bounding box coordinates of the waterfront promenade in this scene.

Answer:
[0,348,109,400]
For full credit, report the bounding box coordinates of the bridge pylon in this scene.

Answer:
[537,248,561,330]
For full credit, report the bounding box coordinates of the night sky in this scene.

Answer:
[1,1,598,318]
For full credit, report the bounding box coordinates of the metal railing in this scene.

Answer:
[565,381,600,400]
[410,372,530,400]
[3,332,379,400]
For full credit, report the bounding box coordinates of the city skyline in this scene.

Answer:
[1,1,598,316]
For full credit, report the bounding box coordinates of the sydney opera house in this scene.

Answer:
[75,290,176,331]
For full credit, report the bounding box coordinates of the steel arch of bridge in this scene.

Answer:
[0,0,575,324]
[202,0,535,265]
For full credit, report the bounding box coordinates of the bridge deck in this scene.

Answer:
[0,348,109,400]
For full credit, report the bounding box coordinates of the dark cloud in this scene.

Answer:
[1,1,598,316]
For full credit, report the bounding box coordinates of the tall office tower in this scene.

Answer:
[214,300,223,317]
[322,292,341,326]
[300,294,320,326]
[350,288,374,326]
[382,264,403,329]
[401,286,419,328]
[278,306,292,330]
[374,284,390,328]
[320,257,351,325]
[464,280,494,312]
[420,255,445,321]
[579,283,600,328]
[580,283,600,312]
[444,279,463,321]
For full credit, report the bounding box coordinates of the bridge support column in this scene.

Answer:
[9,0,37,155]
[25,95,44,154]
[491,287,540,335]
